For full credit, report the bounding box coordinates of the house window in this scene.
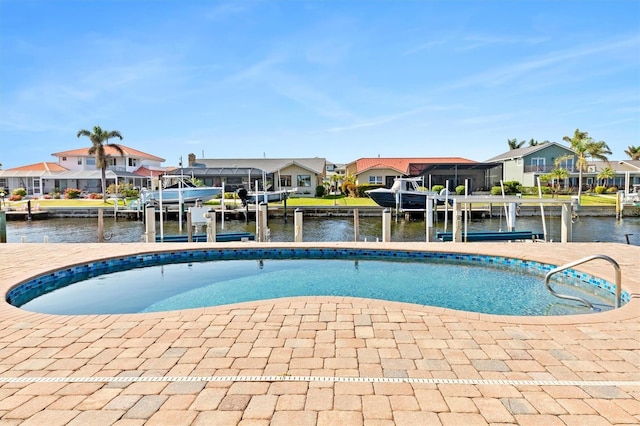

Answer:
[531,157,545,171]
[86,157,96,166]
[558,158,574,171]
[128,158,138,167]
[369,176,383,185]
[107,158,116,167]
[297,175,311,187]
[280,175,292,187]
[77,158,82,165]
[62,156,67,161]
[0,178,7,190]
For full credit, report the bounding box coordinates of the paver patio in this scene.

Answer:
[1,242,639,425]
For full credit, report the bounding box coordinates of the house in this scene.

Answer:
[487,142,640,191]
[179,155,326,196]
[344,157,500,192]
[486,142,576,187]
[579,160,640,191]
[0,145,166,197]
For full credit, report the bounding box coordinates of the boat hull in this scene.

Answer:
[366,188,452,210]
[245,189,297,204]
[140,187,222,204]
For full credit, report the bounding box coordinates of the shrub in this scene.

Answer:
[88,193,102,199]
[455,185,466,195]
[503,181,522,194]
[107,183,139,198]
[343,183,357,197]
[540,186,553,194]
[594,185,606,194]
[606,186,619,193]
[11,187,27,197]
[315,185,325,197]
[64,188,82,199]
[355,184,383,197]
[8,194,22,201]
[431,185,444,194]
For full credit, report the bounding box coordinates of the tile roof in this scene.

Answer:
[4,162,68,172]
[133,166,165,177]
[52,144,165,162]
[354,157,476,174]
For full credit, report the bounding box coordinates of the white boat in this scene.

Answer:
[365,177,451,210]
[139,176,222,205]
[242,188,298,205]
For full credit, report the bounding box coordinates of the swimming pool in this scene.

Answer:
[7,248,628,316]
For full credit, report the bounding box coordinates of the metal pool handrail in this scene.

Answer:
[545,254,622,309]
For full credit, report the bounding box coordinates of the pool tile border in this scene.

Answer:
[6,247,630,310]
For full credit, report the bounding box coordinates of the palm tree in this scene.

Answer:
[544,168,569,194]
[624,145,640,160]
[562,128,611,200]
[528,138,539,147]
[77,125,124,202]
[596,166,616,187]
[507,138,525,150]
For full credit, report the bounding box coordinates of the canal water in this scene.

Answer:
[5,214,640,245]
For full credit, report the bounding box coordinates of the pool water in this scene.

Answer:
[16,257,617,316]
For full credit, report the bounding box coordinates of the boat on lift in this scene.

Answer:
[139,175,223,205]
[365,177,452,210]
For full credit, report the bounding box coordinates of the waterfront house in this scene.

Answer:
[486,142,577,187]
[487,143,640,191]
[0,145,166,197]
[344,157,500,192]
[179,155,326,196]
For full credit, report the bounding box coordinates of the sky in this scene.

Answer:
[0,0,639,169]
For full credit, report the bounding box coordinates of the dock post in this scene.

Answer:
[616,191,623,219]
[294,209,303,242]
[0,211,6,243]
[283,197,288,223]
[145,206,156,243]
[258,203,268,242]
[382,209,391,242]
[425,198,433,242]
[206,212,217,242]
[507,202,517,231]
[353,209,360,242]
[452,200,463,242]
[561,203,572,243]
[98,208,104,243]
[27,200,32,221]
[187,211,193,242]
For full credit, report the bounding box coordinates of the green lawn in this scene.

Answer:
[3,193,617,209]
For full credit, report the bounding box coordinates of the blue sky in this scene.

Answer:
[1,0,638,169]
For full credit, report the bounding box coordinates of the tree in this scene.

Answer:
[77,125,124,202]
[543,168,569,194]
[507,138,525,150]
[561,128,611,200]
[596,166,616,187]
[528,138,539,146]
[624,145,640,160]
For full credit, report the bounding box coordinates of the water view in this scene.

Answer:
[5,215,640,245]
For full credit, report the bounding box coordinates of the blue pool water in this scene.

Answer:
[8,248,625,316]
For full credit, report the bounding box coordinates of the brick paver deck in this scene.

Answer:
[1,242,639,425]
